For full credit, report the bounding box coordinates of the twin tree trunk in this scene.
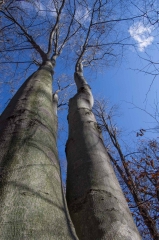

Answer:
[0,60,141,239]
[66,70,141,240]
[0,61,77,240]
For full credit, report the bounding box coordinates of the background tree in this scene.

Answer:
[93,98,159,239]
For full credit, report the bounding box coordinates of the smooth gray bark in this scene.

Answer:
[66,70,141,240]
[0,61,78,240]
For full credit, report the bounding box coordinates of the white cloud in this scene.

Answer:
[19,0,56,17]
[34,0,56,17]
[75,7,90,24]
[128,22,154,52]
[19,1,34,11]
[47,0,56,17]
[35,1,46,16]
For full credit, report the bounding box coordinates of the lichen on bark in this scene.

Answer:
[0,61,78,240]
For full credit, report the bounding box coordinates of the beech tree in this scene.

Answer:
[66,65,141,239]
[0,0,144,239]
[0,0,79,239]
[65,1,141,239]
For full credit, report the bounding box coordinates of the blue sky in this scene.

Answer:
[0,0,158,178]
[91,17,159,142]
[0,4,158,237]
[92,52,159,137]
[57,45,159,181]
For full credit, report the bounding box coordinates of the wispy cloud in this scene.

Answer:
[75,7,90,24]
[19,0,56,17]
[34,0,56,17]
[128,22,154,52]
[34,1,46,16]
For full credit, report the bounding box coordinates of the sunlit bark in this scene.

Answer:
[0,61,78,240]
[66,67,141,240]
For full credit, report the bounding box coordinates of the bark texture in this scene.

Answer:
[0,61,78,240]
[66,70,141,240]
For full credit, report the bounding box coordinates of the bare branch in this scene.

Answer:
[1,8,47,61]
[47,0,66,58]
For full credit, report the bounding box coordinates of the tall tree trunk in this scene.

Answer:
[66,69,141,240]
[0,61,78,240]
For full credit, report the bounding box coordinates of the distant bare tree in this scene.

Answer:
[93,98,159,239]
